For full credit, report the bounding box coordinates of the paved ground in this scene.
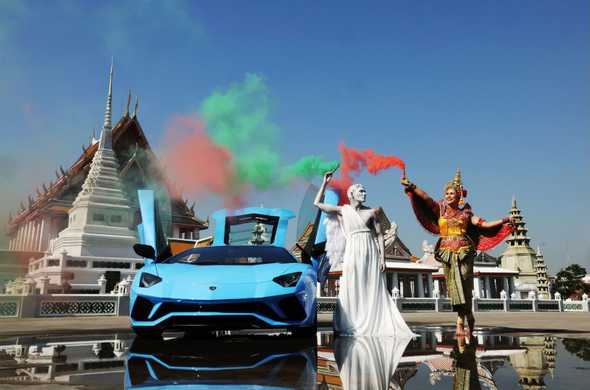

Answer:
[0,312,588,337]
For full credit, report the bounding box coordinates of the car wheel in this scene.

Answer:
[132,327,163,339]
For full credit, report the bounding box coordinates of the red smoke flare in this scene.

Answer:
[330,143,406,204]
[161,115,243,208]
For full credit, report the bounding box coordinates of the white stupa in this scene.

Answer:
[25,62,140,293]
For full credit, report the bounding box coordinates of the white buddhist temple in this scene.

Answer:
[320,210,438,298]
[3,64,207,293]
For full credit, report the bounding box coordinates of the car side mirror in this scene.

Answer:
[134,244,156,260]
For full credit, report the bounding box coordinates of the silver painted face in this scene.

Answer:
[353,186,367,203]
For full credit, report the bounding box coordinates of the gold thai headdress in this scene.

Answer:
[446,168,467,206]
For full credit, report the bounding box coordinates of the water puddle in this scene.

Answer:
[0,327,588,389]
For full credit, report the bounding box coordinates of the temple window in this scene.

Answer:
[93,213,105,222]
[110,215,122,224]
[179,229,194,239]
[66,260,87,268]
[92,261,131,269]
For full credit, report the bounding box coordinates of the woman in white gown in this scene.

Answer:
[314,171,414,337]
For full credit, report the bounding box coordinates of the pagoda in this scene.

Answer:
[4,64,207,293]
[535,247,550,299]
[500,197,538,298]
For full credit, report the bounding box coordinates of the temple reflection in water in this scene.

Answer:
[0,329,580,389]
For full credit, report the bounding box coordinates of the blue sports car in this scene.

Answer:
[129,190,319,338]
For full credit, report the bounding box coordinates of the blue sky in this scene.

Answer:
[0,0,588,272]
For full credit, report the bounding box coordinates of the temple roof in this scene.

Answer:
[8,113,207,231]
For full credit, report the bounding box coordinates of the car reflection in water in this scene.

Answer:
[125,334,317,389]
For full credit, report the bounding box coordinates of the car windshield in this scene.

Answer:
[163,245,300,265]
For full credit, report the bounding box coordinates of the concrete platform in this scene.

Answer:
[0,312,588,337]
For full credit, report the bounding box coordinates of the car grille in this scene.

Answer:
[155,301,282,322]
[133,295,308,323]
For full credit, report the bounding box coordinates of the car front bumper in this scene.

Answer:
[130,292,315,329]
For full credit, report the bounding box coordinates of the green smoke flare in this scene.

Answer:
[281,156,339,183]
[200,73,337,192]
[201,73,280,189]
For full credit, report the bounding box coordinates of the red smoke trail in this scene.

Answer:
[330,143,406,205]
[160,115,244,208]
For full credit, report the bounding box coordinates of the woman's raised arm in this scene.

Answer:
[314,171,341,215]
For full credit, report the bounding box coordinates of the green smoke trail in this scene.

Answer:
[200,73,336,192]
[201,73,280,189]
[281,156,339,183]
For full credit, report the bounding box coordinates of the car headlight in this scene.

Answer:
[273,272,302,287]
[140,272,162,288]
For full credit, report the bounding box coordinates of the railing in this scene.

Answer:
[317,295,587,314]
[1,293,587,319]
[0,294,130,319]
[39,295,120,317]
[0,296,21,317]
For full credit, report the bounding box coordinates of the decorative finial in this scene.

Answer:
[42,183,48,192]
[55,170,61,179]
[103,60,113,131]
[536,246,543,256]
[125,90,132,117]
[60,166,66,176]
[133,96,139,118]
[98,60,115,151]
[452,168,462,188]
[512,195,517,208]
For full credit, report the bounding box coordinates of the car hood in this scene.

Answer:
[154,262,304,284]
[140,262,310,301]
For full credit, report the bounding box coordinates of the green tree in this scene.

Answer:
[555,264,588,298]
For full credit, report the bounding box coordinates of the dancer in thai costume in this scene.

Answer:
[314,171,413,337]
[401,169,513,336]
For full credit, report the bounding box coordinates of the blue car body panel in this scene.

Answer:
[130,191,318,332]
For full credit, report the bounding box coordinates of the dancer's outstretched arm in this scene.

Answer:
[373,210,386,272]
[472,215,513,228]
[401,177,434,203]
[314,171,341,215]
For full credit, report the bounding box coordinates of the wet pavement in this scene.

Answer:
[0,327,589,389]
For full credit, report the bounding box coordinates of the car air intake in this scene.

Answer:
[131,296,154,321]
[278,296,307,321]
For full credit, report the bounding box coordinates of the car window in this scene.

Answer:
[164,245,300,265]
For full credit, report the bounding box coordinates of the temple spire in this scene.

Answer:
[124,89,132,117]
[99,60,114,151]
[506,196,531,247]
[133,96,139,118]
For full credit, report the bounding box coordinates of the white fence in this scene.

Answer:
[318,295,589,314]
[1,293,587,319]
[0,294,130,319]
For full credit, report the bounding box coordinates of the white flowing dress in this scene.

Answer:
[335,335,411,390]
[328,204,414,337]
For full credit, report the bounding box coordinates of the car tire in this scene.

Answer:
[132,327,163,339]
